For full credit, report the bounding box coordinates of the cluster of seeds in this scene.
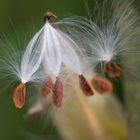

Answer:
[11,12,115,109]
[1,0,140,109]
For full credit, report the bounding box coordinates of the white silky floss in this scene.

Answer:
[20,20,82,84]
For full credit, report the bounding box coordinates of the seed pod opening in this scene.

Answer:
[104,61,122,78]
[43,76,53,97]
[12,83,26,109]
[53,78,63,107]
[91,76,113,94]
[79,75,94,96]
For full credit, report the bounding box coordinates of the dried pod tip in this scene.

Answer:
[91,76,113,94]
[43,11,57,23]
[43,76,53,97]
[104,61,122,78]
[12,83,26,109]
[53,78,63,107]
[79,75,94,96]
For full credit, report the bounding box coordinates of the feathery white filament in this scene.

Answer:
[20,21,82,83]
[57,0,140,69]
[20,28,45,83]
[43,23,62,77]
[57,30,82,74]
[42,22,82,78]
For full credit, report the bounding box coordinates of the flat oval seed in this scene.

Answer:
[43,76,53,97]
[91,76,113,94]
[53,78,63,107]
[79,75,94,96]
[104,61,122,78]
[12,83,26,109]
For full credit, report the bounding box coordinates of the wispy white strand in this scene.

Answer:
[57,30,82,74]
[43,22,62,77]
[57,0,140,69]
[41,22,82,80]
[0,19,84,86]
[20,29,44,83]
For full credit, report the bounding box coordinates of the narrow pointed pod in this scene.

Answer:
[43,76,53,97]
[12,83,26,109]
[104,61,122,78]
[53,77,63,107]
[91,76,113,94]
[79,75,94,96]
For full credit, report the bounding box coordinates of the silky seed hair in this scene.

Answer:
[1,0,123,109]
[0,30,46,108]
[56,0,140,78]
[0,11,98,109]
[41,11,94,107]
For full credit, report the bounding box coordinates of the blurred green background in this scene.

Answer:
[0,0,86,32]
[0,0,139,140]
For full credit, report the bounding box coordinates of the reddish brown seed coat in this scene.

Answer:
[91,76,113,94]
[12,83,26,109]
[53,78,63,107]
[79,75,94,96]
[43,76,53,97]
[104,61,122,78]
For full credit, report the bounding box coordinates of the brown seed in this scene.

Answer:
[79,75,94,96]
[43,11,57,23]
[12,83,26,109]
[91,76,113,94]
[104,61,122,78]
[43,76,53,97]
[53,78,63,107]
